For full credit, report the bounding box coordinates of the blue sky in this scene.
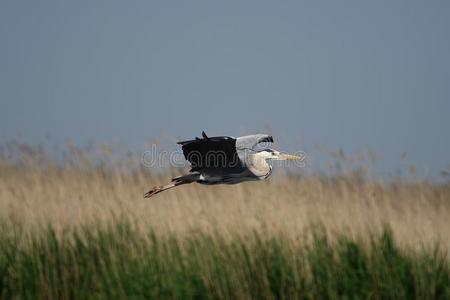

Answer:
[1,1,449,177]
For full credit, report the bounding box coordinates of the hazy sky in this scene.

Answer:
[1,1,449,177]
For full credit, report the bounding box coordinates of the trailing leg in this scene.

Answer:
[144,173,200,198]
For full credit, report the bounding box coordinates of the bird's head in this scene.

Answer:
[257,148,302,161]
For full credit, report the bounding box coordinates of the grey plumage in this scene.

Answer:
[144,131,300,198]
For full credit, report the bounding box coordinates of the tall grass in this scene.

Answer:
[0,223,449,299]
[0,141,449,298]
[1,142,449,250]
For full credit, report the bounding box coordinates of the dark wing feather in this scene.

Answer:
[178,132,244,172]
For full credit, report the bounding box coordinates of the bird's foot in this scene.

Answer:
[144,186,162,198]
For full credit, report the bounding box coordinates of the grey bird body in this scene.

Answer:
[144,132,299,198]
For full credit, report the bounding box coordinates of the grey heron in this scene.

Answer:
[144,131,301,198]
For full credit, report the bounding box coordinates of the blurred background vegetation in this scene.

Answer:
[0,140,449,298]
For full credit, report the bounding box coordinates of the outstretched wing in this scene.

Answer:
[178,131,244,172]
[235,134,274,150]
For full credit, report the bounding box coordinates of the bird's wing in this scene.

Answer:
[235,134,274,150]
[177,131,244,172]
[177,131,235,146]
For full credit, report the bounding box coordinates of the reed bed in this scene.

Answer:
[1,223,449,299]
[0,142,449,299]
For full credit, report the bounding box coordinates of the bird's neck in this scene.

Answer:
[248,154,271,177]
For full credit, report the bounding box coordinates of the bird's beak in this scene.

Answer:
[278,153,302,160]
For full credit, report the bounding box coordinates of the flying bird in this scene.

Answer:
[144,132,301,198]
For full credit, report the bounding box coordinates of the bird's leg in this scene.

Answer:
[144,186,164,198]
[144,173,199,198]
[144,180,189,198]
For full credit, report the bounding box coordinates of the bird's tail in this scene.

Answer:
[144,172,200,198]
